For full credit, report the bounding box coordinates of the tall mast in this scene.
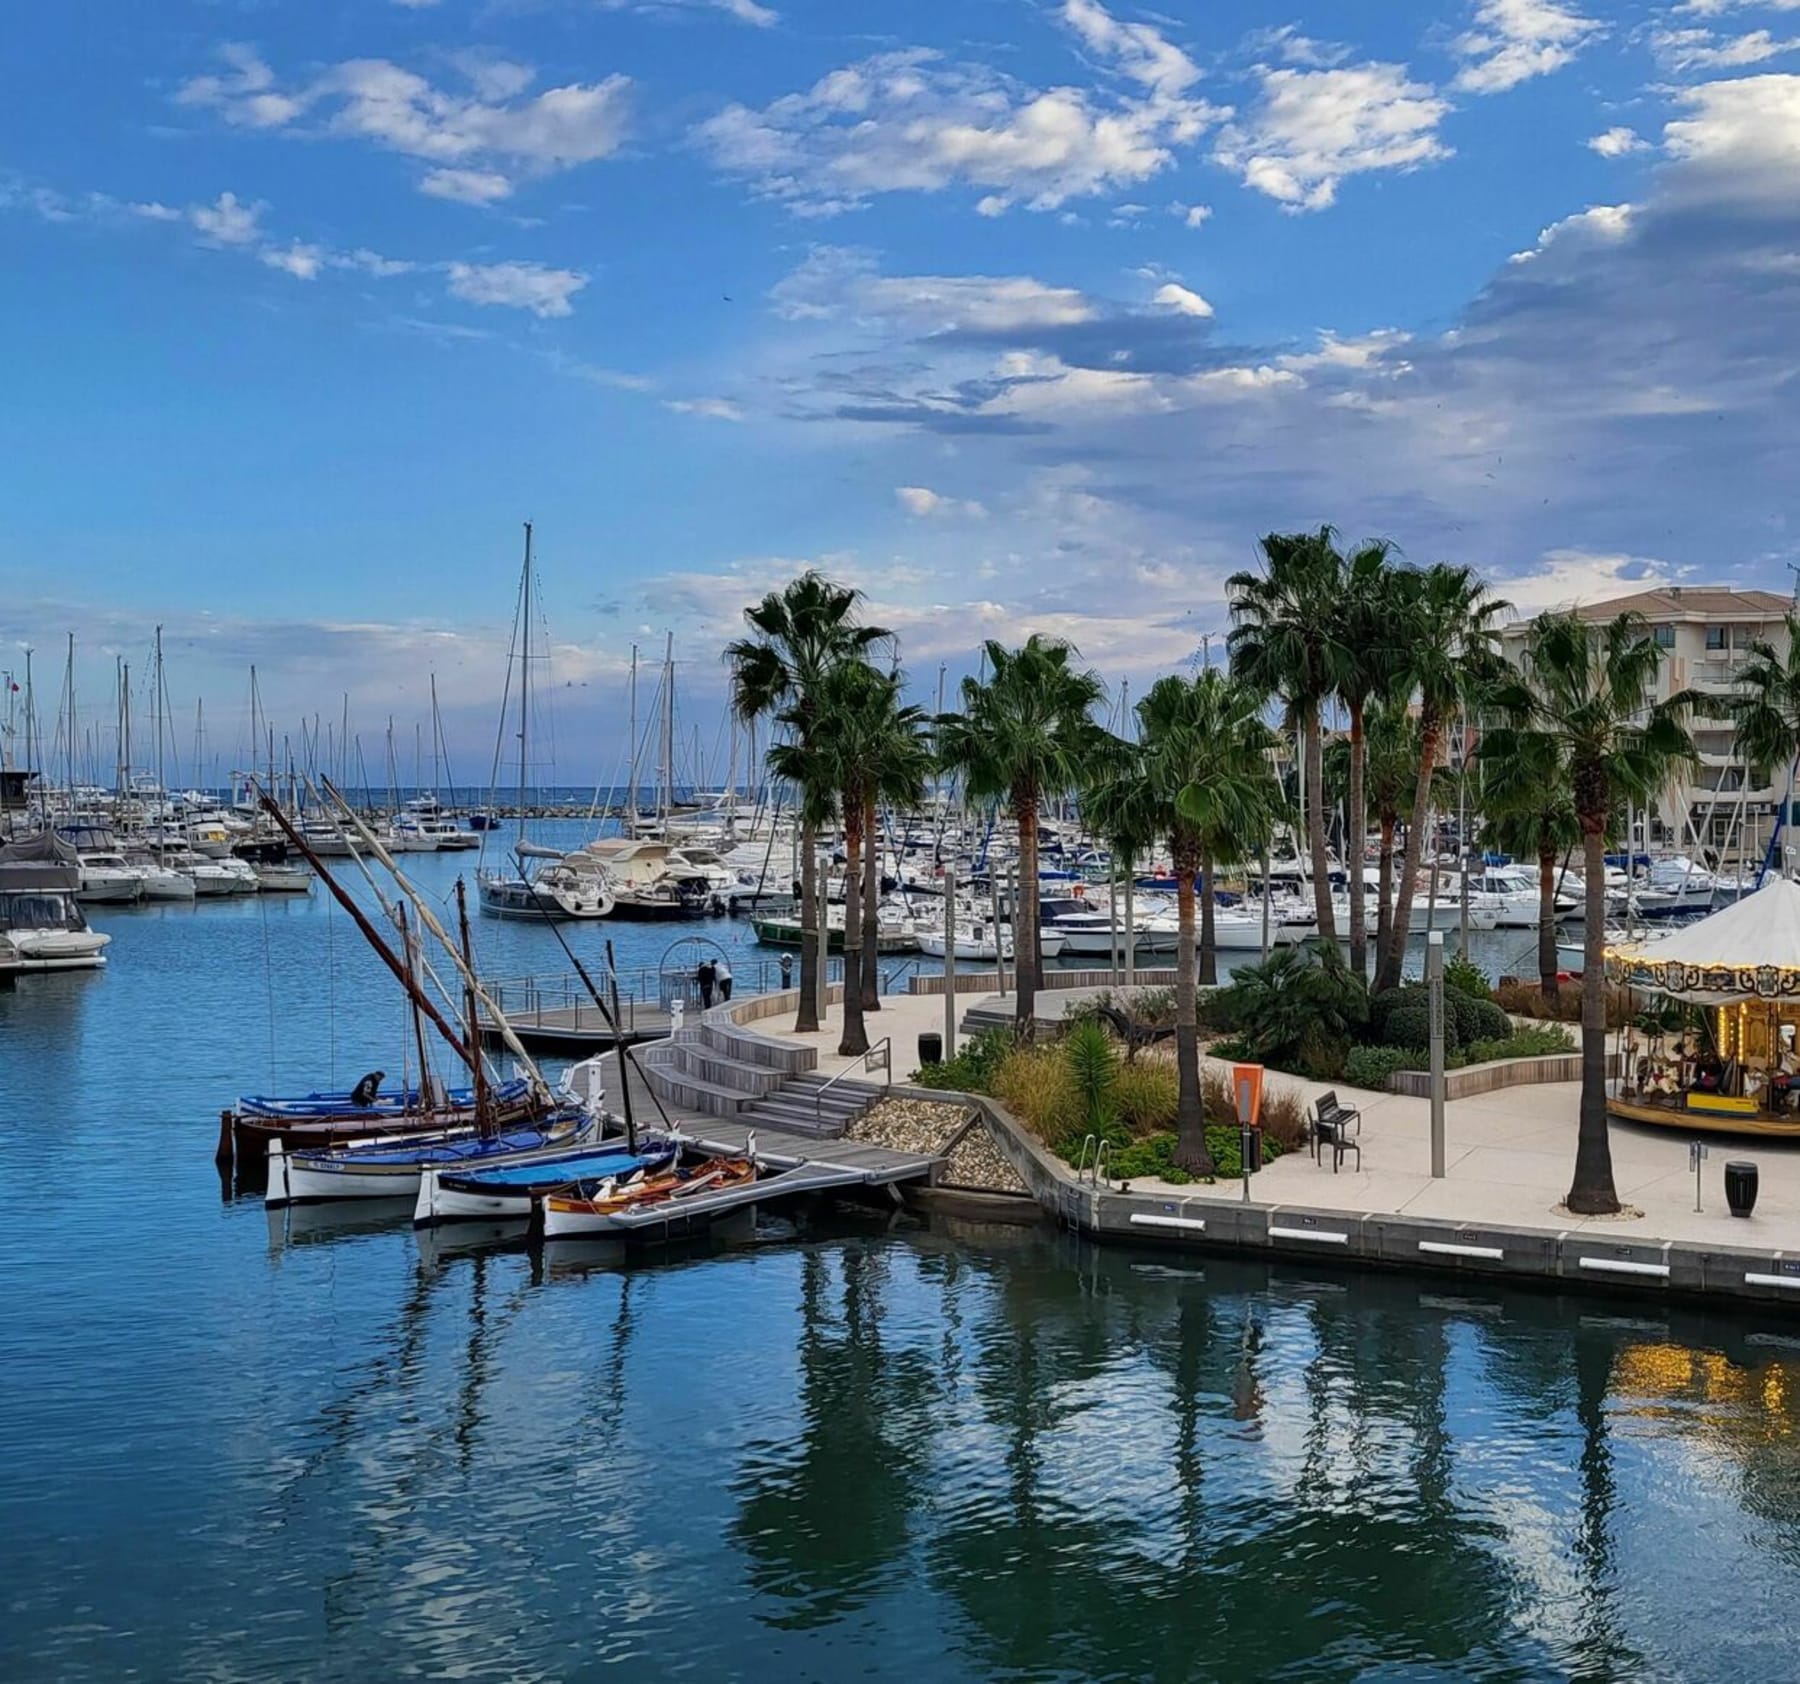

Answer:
[64,633,75,818]
[429,672,443,802]
[456,878,492,1135]
[660,631,673,824]
[518,520,532,846]
[153,628,165,804]
[115,655,126,804]
[626,642,639,833]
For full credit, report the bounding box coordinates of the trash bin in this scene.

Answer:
[918,1031,944,1067]
[1244,1125,1264,1174]
[1725,1160,1759,1218]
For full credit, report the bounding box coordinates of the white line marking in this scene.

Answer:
[1129,1213,1207,1233]
[1270,1225,1350,1246]
[1419,1240,1504,1261]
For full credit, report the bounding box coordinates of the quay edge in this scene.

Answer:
[931,1084,1800,1309]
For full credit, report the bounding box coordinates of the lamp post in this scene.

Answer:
[1428,931,1446,1178]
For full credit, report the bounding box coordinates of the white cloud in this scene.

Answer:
[1452,0,1602,94]
[663,396,745,420]
[340,248,416,278]
[1152,281,1213,317]
[1214,63,1451,211]
[1676,0,1800,14]
[420,167,514,204]
[771,247,1097,331]
[1509,201,1633,262]
[259,241,324,280]
[446,260,588,317]
[130,200,183,222]
[1652,28,1799,71]
[188,190,264,246]
[1662,73,1800,199]
[598,0,777,22]
[693,2,1219,215]
[1170,200,1213,227]
[1587,125,1647,156]
[896,485,987,518]
[1501,550,1692,615]
[177,47,632,200]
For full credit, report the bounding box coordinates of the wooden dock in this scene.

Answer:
[682,1117,940,1187]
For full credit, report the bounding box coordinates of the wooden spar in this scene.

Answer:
[317,776,550,1096]
[456,879,493,1138]
[398,903,433,1110]
[254,790,476,1070]
[607,937,639,1156]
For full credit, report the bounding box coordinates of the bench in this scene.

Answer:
[1311,1091,1363,1173]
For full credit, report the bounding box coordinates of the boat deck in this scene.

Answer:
[479,1000,673,1049]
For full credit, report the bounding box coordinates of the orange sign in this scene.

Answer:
[1232,1063,1264,1128]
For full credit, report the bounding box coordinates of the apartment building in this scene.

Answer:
[1500,586,1794,861]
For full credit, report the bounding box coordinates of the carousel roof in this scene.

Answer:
[1607,877,1800,1002]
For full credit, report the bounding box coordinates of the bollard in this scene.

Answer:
[215,1109,235,1167]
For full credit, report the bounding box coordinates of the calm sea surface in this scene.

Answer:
[4,823,1795,1682]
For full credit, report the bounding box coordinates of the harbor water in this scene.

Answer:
[5,827,1797,1681]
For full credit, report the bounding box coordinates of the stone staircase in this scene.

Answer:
[641,1004,883,1140]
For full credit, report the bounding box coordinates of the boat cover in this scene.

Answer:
[0,831,82,892]
[438,1141,674,1190]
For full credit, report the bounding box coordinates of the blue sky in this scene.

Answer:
[2,0,1797,780]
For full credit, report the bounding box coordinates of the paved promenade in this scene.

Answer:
[757,983,1800,1278]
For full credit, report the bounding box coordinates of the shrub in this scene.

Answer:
[913,1027,1011,1093]
[1205,1034,1253,1061]
[1368,985,1416,1042]
[1098,1125,1292,1186]
[1461,1024,1577,1064]
[1465,996,1513,1041]
[1225,941,1368,1068]
[1345,1044,1416,1089]
[993,1046,1080,1141]
[1111,1058,1178,1131]
[1384,1000,1458,1053]
[1494,977,1633,1028]
[1256,1083,1309,1152]
[1444,954,1492,999]
[1295,1022,1349,1083]
[1065,1019,1121,1130]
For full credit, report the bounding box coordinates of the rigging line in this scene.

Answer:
[326,885,338,1086]
[259,878,278,1089]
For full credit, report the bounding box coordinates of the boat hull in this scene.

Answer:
[416,1140,678,1224]
[270,1116,598,1206]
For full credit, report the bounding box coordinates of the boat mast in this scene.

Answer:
[63,632,75,821]
[456,878,492,1136]
[518,521,533,849]
[660,631,673,827]
[153,627,165,810]
[397,902,433,1115]
[429,672,443,804]
[114,656,127,808]
[625,642,639,835]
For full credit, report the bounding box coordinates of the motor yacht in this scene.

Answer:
[0,833,112,969]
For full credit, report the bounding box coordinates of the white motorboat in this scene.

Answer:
[1469,864,1580,928]
[0,833,112,970]
[1038,894,1179,956]
[916,913,1066,962]
[123,843,200,901]
[189,854,259,896]
[73,848,146,904]
[255,862,314,893]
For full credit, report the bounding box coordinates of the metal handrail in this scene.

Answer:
[813,1037,892,1122]
[1093,1140,1111,1188]
[881,955,924,994]
[1075,1133,1097,1181]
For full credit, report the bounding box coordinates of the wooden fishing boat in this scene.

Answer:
[228,1076,542,1161]
[266,1109,600,1207]
[414,1137,679,1225]
[539,1155,756,1239]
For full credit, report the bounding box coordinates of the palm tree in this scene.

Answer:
[1326,701,1419,962]
[1374,565,1509,992]
[1476,729,1581,999]
[727,573,888,1033]
[1087,673,1281,1174]
[1490,610,1695,1214]
[1227,530,1351,944]
[937,636,1106,1036]
[1725,612,1800,841]
[1335,542,1404,978]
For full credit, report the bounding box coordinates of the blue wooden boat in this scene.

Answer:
[268,1109,600,1207]
[416,1138,679,1225]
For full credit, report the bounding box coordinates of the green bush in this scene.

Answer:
[1224,941,1368,1068]
[1465,996,1513,1041]
[1461,1024,1577,1064]
[1444,954,1492,999]
[1206,1034,1253,1061]
[1084,1125,1290,1186]
[913,1026,1011,1093]
[1065,1019,1121,1130]
[1111,1058,1178,1130]
[1383,1000,1459,1053]
[1368,986,1415,1042]
[1345,1044,1416,1089]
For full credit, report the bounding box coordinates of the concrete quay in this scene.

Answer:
[746,981,1800,1307]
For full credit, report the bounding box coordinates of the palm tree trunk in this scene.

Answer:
[795,821,820,1034]
[1198,854,1218,987]
[860,793,880,1012]
[1304,707,1336,940]
[1015,795,1040,1037]
[1173,856,1214,1176]
[1378,710,1441,991]
[1377,817,1395,960]
[1537,840,1561,1001]
[1347,701,1367,978]
[1566,821,1620,1214]
[838,800,867,1056]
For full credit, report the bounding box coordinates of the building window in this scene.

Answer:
[1734,625,1759,649]
[1706,626,1728,651]
[1653,624,1676,649]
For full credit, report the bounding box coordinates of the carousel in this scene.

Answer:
[1606,878,1800,1138]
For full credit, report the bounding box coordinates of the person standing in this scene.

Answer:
[716,956,733,1002]
[697,958,716,1009]
[779,952,794,990]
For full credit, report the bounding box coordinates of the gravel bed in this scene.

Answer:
[847,1098,1030,1194]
